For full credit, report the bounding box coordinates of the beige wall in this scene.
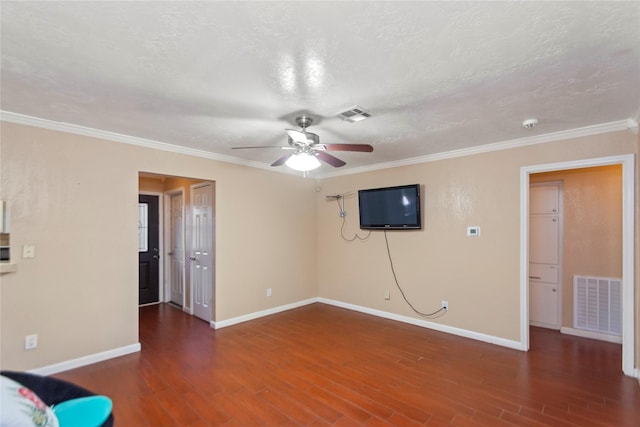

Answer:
[531,166,622,327]
[1,120,638,372]
[316,130,637,343]
[0,122,318,371]
[138,175,165,193]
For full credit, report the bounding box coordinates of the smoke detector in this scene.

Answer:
[335,105,371,122]
[522,118,538,129]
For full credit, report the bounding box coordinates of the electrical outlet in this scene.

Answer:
[441,300,449,311]
[25,334,38,350]
[266,288,272,297]
[384,290,390,300]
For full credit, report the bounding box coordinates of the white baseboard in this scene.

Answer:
[138,302,161,308]
[317,298,524,351]
[211,298,318,329]
[212,297,522,350]
[560,327,623,344]
[27,343,141,376]
[25,297,536,376]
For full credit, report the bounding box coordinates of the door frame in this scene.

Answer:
[520,154,635,376]
[139,191,164,304]
[163,187,186,308]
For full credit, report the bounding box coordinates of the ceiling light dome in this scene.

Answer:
[285,152,321,172]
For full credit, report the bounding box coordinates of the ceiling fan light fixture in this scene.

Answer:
[285,152,321,172]
[234,114,372,169]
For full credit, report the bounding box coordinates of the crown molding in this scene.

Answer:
[0,110,278,173]
[317,119,637,178]
[2,111,635,179]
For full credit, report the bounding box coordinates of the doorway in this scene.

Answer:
[520,154,635,376]
[138,194,160,305]
[139,173,216,324]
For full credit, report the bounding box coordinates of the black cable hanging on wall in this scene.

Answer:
[383,230,445,318]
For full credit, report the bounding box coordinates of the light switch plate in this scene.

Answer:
[22,245,35,258]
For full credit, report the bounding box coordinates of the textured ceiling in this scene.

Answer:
[1,1,639,175]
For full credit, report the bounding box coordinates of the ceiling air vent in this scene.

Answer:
[335,105,371,123]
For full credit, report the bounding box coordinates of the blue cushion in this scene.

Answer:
[52,396,112,427]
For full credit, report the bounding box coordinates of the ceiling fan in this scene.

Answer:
[232,115,374,171]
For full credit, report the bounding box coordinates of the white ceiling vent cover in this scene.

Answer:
[335,105,371,122]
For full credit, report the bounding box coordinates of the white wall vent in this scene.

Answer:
[573,275,622,336]
[335,105,371,122]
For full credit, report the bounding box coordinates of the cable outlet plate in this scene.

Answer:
[441,300,449,311]
[467,226,480,237]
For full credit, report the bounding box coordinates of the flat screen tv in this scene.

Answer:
[358,184,421,230]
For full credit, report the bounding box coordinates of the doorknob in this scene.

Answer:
[153,255,160,259]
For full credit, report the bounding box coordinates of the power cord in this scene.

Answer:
[383,230,446,318]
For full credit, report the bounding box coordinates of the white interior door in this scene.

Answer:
[190,183,214,322]
[529,182,562,329]
[169,191,184,306]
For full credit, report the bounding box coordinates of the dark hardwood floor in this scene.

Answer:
[54,303,639,426]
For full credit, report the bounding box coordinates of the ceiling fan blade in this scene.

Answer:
[232,146,292,150]
[271,153,293,167]
[316,151,346,167]
[322,143,374,152]
[285,129,309,144]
